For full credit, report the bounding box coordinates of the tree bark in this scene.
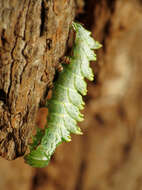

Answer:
[0,0,142,190]
[31,0,142,190]
[0,0,75,160]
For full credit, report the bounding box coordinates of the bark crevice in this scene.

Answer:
[0,0,75,160]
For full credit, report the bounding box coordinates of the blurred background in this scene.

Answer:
[1,0,142,189]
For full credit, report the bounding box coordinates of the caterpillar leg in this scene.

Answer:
[56,63,63,72]
[60,56,70,65]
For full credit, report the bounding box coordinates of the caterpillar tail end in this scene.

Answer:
[24,149,50,168]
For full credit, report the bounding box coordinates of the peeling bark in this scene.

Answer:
[0,0,75,160]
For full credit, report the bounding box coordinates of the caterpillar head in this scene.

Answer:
[24,147,50,168]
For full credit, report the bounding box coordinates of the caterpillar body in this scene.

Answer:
[24,22,102,168]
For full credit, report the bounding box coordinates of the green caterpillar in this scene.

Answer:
[24,22,102,168]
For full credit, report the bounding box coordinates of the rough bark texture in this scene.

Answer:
[0,0,142,190]
[0,0,75,160]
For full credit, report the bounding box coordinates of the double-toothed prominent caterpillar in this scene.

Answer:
[24,22,102,168]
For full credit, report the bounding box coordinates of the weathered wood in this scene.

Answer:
[0,0,75,160]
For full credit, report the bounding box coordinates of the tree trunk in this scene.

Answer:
[0,0,75,160]
[0,0,142,190]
